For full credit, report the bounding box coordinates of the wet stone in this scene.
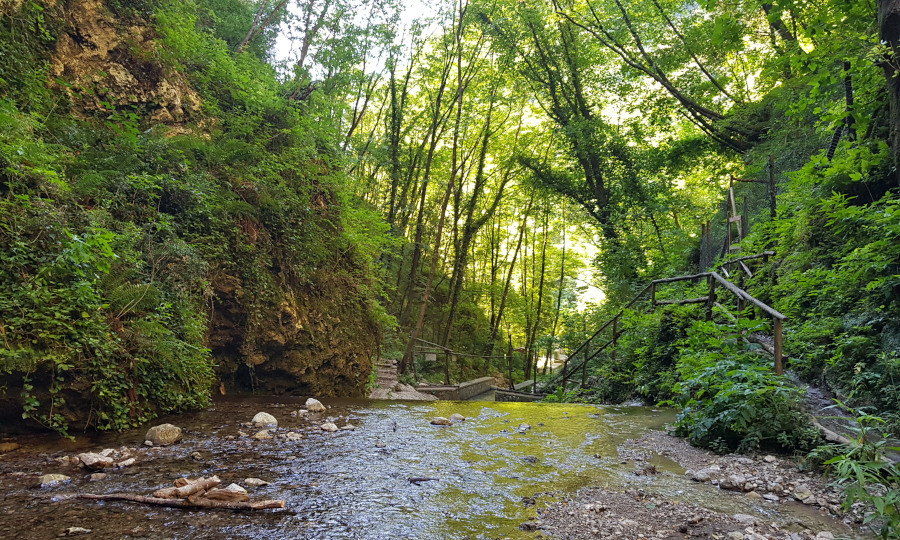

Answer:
[251,412,278,428]
[305,398,326,413]
[144,424,182,446]
[430,417,452,426]
[243,478,269,487]
[320,422,338,432]
[77,452,114,471]
[38,474,70,487]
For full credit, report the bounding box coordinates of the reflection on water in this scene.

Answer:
[0,398,860,539]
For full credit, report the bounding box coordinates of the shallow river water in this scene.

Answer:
[0,397,862,539]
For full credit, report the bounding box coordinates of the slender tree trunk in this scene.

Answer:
[489,194,533,347]
[544,227,566,375]
[399,153,458,375]
[527,210,549,388]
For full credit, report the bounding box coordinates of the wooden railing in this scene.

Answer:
[560,262,786,389]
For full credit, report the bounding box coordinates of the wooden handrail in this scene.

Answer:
[561,267,787,388]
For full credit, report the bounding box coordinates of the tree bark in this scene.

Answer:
[880,0,900,182]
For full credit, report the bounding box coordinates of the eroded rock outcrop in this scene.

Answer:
[50,0,200,126]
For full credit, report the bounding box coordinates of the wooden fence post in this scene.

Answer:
[773,318,784,375]
[612,318,618,363]
[768,154,777,220]
[582,339,590,387]
[706,276,717,320]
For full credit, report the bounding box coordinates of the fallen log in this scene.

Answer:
[77,493,285,510]
[153,476,220,499]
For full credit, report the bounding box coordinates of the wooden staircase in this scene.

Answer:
[559,254,785,391]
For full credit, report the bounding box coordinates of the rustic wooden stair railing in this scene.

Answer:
[560,264,787,390]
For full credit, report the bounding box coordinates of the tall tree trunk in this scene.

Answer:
[441,96,514,347]
[544,227,566,375]
[489,194,533,347]
[880,0,900,183]
[399,151,459,375]
[526,210,549,387]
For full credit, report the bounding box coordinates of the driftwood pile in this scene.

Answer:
[78,476,285,510]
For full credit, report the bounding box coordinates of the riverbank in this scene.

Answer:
[539,430,864,540]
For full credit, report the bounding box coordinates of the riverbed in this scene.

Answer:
[0,397,863,539]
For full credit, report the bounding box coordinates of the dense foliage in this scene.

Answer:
[0,0,386,434]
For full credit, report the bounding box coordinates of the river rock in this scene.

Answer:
[39,473,70,487]
[253,430,272,440]
[320,422,338,432]
[430,417,452,426]
[251,412,278,428]
[339,424,355,430]
[690,468,718,482]
[449,413,465,422]
[244,478,269,487]
[285,432,303,441]
[763,454,777,463]
[720,474,746,490]
[816,533,835,539]
[90,473,106,481]
[763,493,780,502]
[732,514,758,526]
[65,527,92,535]
[746,491,762,499]
[77,452,114,470]
[305,398,326,412]
[793,484,813,501]
[145,423,183,446]
[115,457,135,468]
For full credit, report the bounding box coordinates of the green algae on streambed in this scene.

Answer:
[0,398,861,539]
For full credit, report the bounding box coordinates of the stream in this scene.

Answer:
[0,397,864,539]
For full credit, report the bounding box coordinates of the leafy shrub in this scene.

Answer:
[826,409,900,538]
[670,319,821,453]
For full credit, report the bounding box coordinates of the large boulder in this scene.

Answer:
[251,412,278,427]
[144,423,182,446]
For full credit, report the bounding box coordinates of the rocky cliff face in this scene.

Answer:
[46,0,378,399]
[210,273,378,398]
[50,0,199,124]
